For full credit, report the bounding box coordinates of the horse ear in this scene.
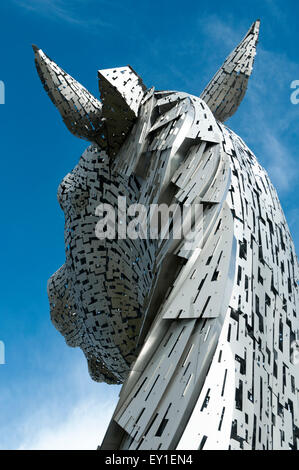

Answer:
[33,46,147,157]
[200,20,260,122]
[32,45,105,146]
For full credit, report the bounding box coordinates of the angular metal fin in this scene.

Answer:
[98,66,147,158]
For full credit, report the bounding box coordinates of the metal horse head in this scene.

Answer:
[34,20,299,451]
[33,21,260,385]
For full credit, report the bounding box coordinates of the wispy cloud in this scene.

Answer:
[18,394,116,450]
[144,14,256,98]
[197,13,244,50]
[264,0,288,25]
[14,0,113,31]
[0,353,120,450]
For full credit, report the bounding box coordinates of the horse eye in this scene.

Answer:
[57,170,88,214]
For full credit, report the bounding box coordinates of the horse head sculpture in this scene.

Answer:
[34,20,299,450]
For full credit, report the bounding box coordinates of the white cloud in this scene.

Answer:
[13,0,113,30]
[0,350,120,450]
[18,394,116,450]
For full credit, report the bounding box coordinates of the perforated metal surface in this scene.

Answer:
[34,20,299,450]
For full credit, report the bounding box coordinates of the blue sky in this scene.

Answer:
[0,0,298,449]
